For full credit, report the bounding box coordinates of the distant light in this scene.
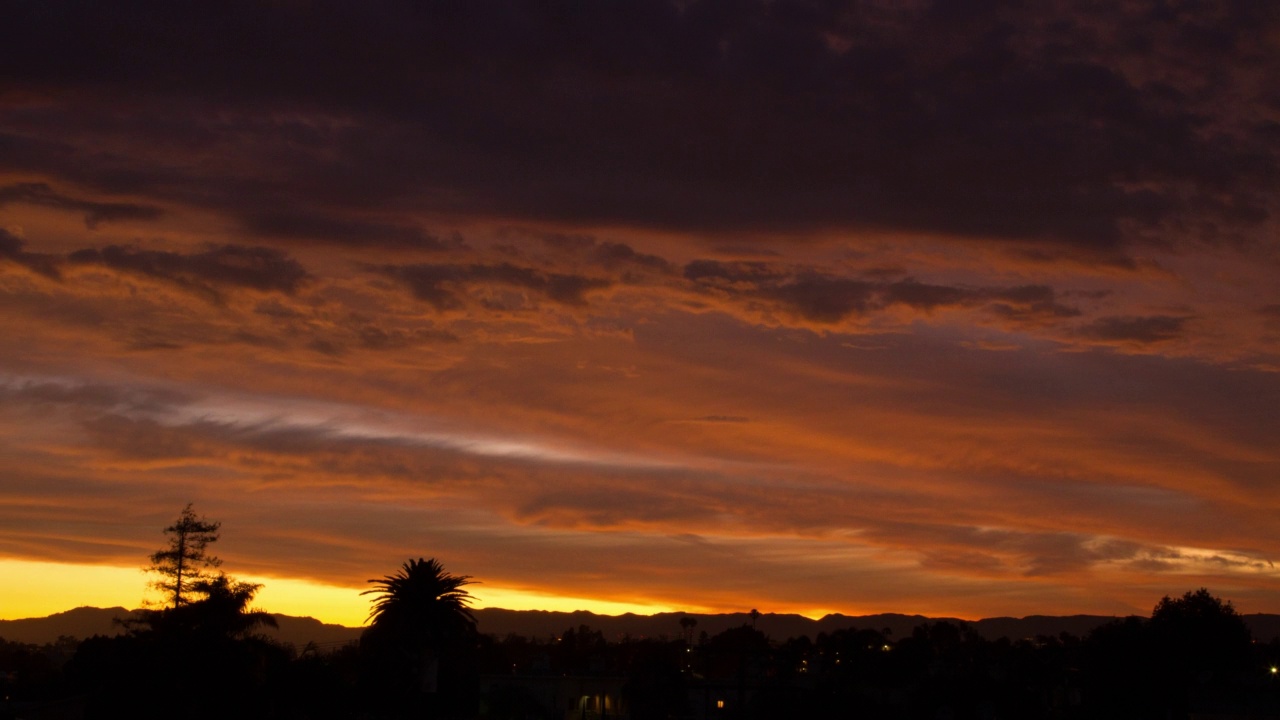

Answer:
[1271,666,1278,675]
[717,700,725,709]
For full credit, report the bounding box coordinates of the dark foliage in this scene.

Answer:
[17,587,1280,719]
[65,631,292,720]
[360,558,481,719]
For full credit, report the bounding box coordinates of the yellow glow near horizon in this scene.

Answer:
[239,573,370,627]
[1,559,145,619]
[0,558,920,628]
[1,559,686,626]
[469,586,681,617]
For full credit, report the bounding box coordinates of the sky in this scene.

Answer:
[2,0,1279,628]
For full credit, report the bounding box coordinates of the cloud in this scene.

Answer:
[683,259,1080,326]
[243,210,464,250]
[0,182,162,228]
[380,262,612,310]
[2,1,1274,247]
[0,228,60,278]
[1080,315,1191,344]
[3,2,1280,620]
[66,244,309,299]
[534,233,673,274]
[0,377,193,415]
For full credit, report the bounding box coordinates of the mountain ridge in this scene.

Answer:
[7,606,1280,648]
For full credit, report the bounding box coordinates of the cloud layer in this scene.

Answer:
[2,0,1279,620]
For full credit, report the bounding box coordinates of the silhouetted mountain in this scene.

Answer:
[472,609,1136,643]
[9,606,1280,647]
[266,613,364,648]
[0,606,138,643]
[1243,613,1280,644]
[972,614,1129,641]
[0,606,363,649]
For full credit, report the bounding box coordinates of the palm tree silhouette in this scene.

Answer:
[363,557,477,642]
[361,557,478,706]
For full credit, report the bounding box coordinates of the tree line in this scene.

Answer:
[4,505,1280,719]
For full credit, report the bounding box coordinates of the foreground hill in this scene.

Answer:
[7,606,1280,647]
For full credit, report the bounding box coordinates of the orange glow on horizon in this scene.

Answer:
[0,559,698,626]
[0,558,947,626]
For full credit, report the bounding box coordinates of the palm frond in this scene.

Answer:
[363,557,477,637]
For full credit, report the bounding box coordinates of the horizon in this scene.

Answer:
[11,587,1278,635]
[0,557,1246,628]
[4,2,1280,624]
[5,589,1216,630]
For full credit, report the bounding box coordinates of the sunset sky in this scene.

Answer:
[2,1,1279,627]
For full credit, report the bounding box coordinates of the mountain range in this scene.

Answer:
[6,607,1280,649]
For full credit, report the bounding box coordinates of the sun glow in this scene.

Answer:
[0,559,145,619]
[470,586,681,617]
[0,558,684,627]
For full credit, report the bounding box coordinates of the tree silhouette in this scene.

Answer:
[1150,588,1252,690]
[145,573,278,639]
[360,558,479,718]
[1083,588,1255,719]
[70,507,287,720]
[135,505,277,641]
[680,615,697,645]
[147,503,222,608]
[363,557,477,643]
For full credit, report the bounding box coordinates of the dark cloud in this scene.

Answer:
[0,182,162,228]
[516,486,707,528]
[243,210,464,250]
[881,281,970,310]
[686,260,876,322]
[3,234,311,298]
[982,285,1083,325]
[252,298,303,320]
[684,260,789,286]
[1081,315,1191,344]
[307,338,345,357]
[2,1,1274,246]
[66,244,309,299]
[381,262,612,310]
[532,232,673,274]
[355,324,458,351]
[592,242,672,273]
[0,228,60,278]
[765,275,877,323]
[685,260,1079,324]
